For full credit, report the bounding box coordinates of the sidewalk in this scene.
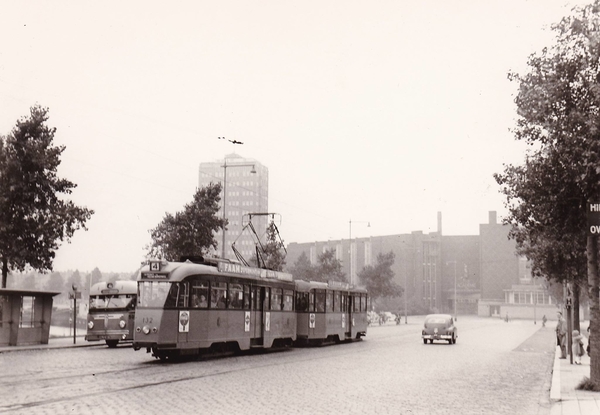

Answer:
[551,347,600,415]
[0,325,101,354]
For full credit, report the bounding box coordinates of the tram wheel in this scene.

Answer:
[106,340,119,348]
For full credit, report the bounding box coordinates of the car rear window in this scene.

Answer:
[426,318,449,324]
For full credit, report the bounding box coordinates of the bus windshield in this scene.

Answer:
[138,281,174,308]
[90,294,135,311]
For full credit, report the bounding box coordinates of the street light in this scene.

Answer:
[221,159,256,258]
[349,219,370,286]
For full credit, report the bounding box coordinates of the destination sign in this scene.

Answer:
[100,288,119,294]
[141,272,169,280]
[217,262,293,281]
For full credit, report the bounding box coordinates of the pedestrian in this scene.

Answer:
[542,315,547,327]
[573,330,585,365]
[587,325,591,357]
[556,311,567,359]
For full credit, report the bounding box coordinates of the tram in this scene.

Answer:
[294,280,368,345]
[133,257,297,360]
[85,280,137,348]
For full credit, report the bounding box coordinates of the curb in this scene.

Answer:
[550,346,562,401]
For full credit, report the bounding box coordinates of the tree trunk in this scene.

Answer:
[586,236,600,383]
[574,283,581,333]
[1,257,7,288]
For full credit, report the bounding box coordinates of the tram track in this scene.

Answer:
[0,318,509,413]
[0,341,370,413]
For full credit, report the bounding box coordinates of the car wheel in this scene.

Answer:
[429,339,433,344]
[453,336,457,344]
[423,339,427,344]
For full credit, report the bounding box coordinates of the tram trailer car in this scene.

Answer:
[133,258,297,360]
[85,280,137,348]
[294,280,368,346]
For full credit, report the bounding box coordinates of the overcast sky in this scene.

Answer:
[0,0,587,273]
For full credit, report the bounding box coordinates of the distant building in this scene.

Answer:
[198,153,269,260]
[286,211,556,319]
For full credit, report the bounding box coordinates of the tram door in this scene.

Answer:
[252,286,266,344]
[345,294,352,338]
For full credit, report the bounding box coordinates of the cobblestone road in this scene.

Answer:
[0,316,555,415]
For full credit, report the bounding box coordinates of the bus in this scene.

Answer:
[85,280,137,348]
[133,257,297,360]
[294,280,368,345]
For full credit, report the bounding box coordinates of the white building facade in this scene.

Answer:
[198,153,269,261]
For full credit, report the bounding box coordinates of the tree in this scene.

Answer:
[146,183,226,261]
[287,251,315,281]
[312,249,346,283]
[494,1,600,385]
[46,271,64,292]
[357,251,402,302]
[495,152,588,329]
[260,221,286,271]
[90,267,103,287]
[0,105,94,288]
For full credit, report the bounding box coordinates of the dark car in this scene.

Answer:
[422,314,457,344]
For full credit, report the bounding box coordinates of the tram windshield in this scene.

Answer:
[138,281,174,308]
[89,294,135,311]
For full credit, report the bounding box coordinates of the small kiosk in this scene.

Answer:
[0,289,60,346]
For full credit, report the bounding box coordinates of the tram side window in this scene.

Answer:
[265,287,271,310]
[191,281,209,309]
[341,295,347,313]
[243,285,251,310]
[211,282,227,309]
[353,295,360,312]
[334,291,341,312]
[326,291,334,313]
[309,291,315,312]
[164,283,180,308]
[251,286,257,310]
[361,295,367,312]
[283,290,294,311]
[295,292,309,312]
[315,290,326,313]
[271,288,282,311]
[229,283,243,310]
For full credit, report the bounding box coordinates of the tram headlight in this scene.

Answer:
[142,325,151,335]
[88,321,94,329]
[119,320,126,329]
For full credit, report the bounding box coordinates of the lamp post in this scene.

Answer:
[349,219,370,286]
[221,159,256,258]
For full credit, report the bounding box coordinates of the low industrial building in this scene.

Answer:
[286,211,558,320]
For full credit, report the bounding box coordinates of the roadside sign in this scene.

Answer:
[587,203,600,235]
[68,291,82,300]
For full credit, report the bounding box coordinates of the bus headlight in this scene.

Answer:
[88,321,94,329]
[142,326,150,335]
[119,320,126,329]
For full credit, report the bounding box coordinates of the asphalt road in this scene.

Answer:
[0,316,556,415]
